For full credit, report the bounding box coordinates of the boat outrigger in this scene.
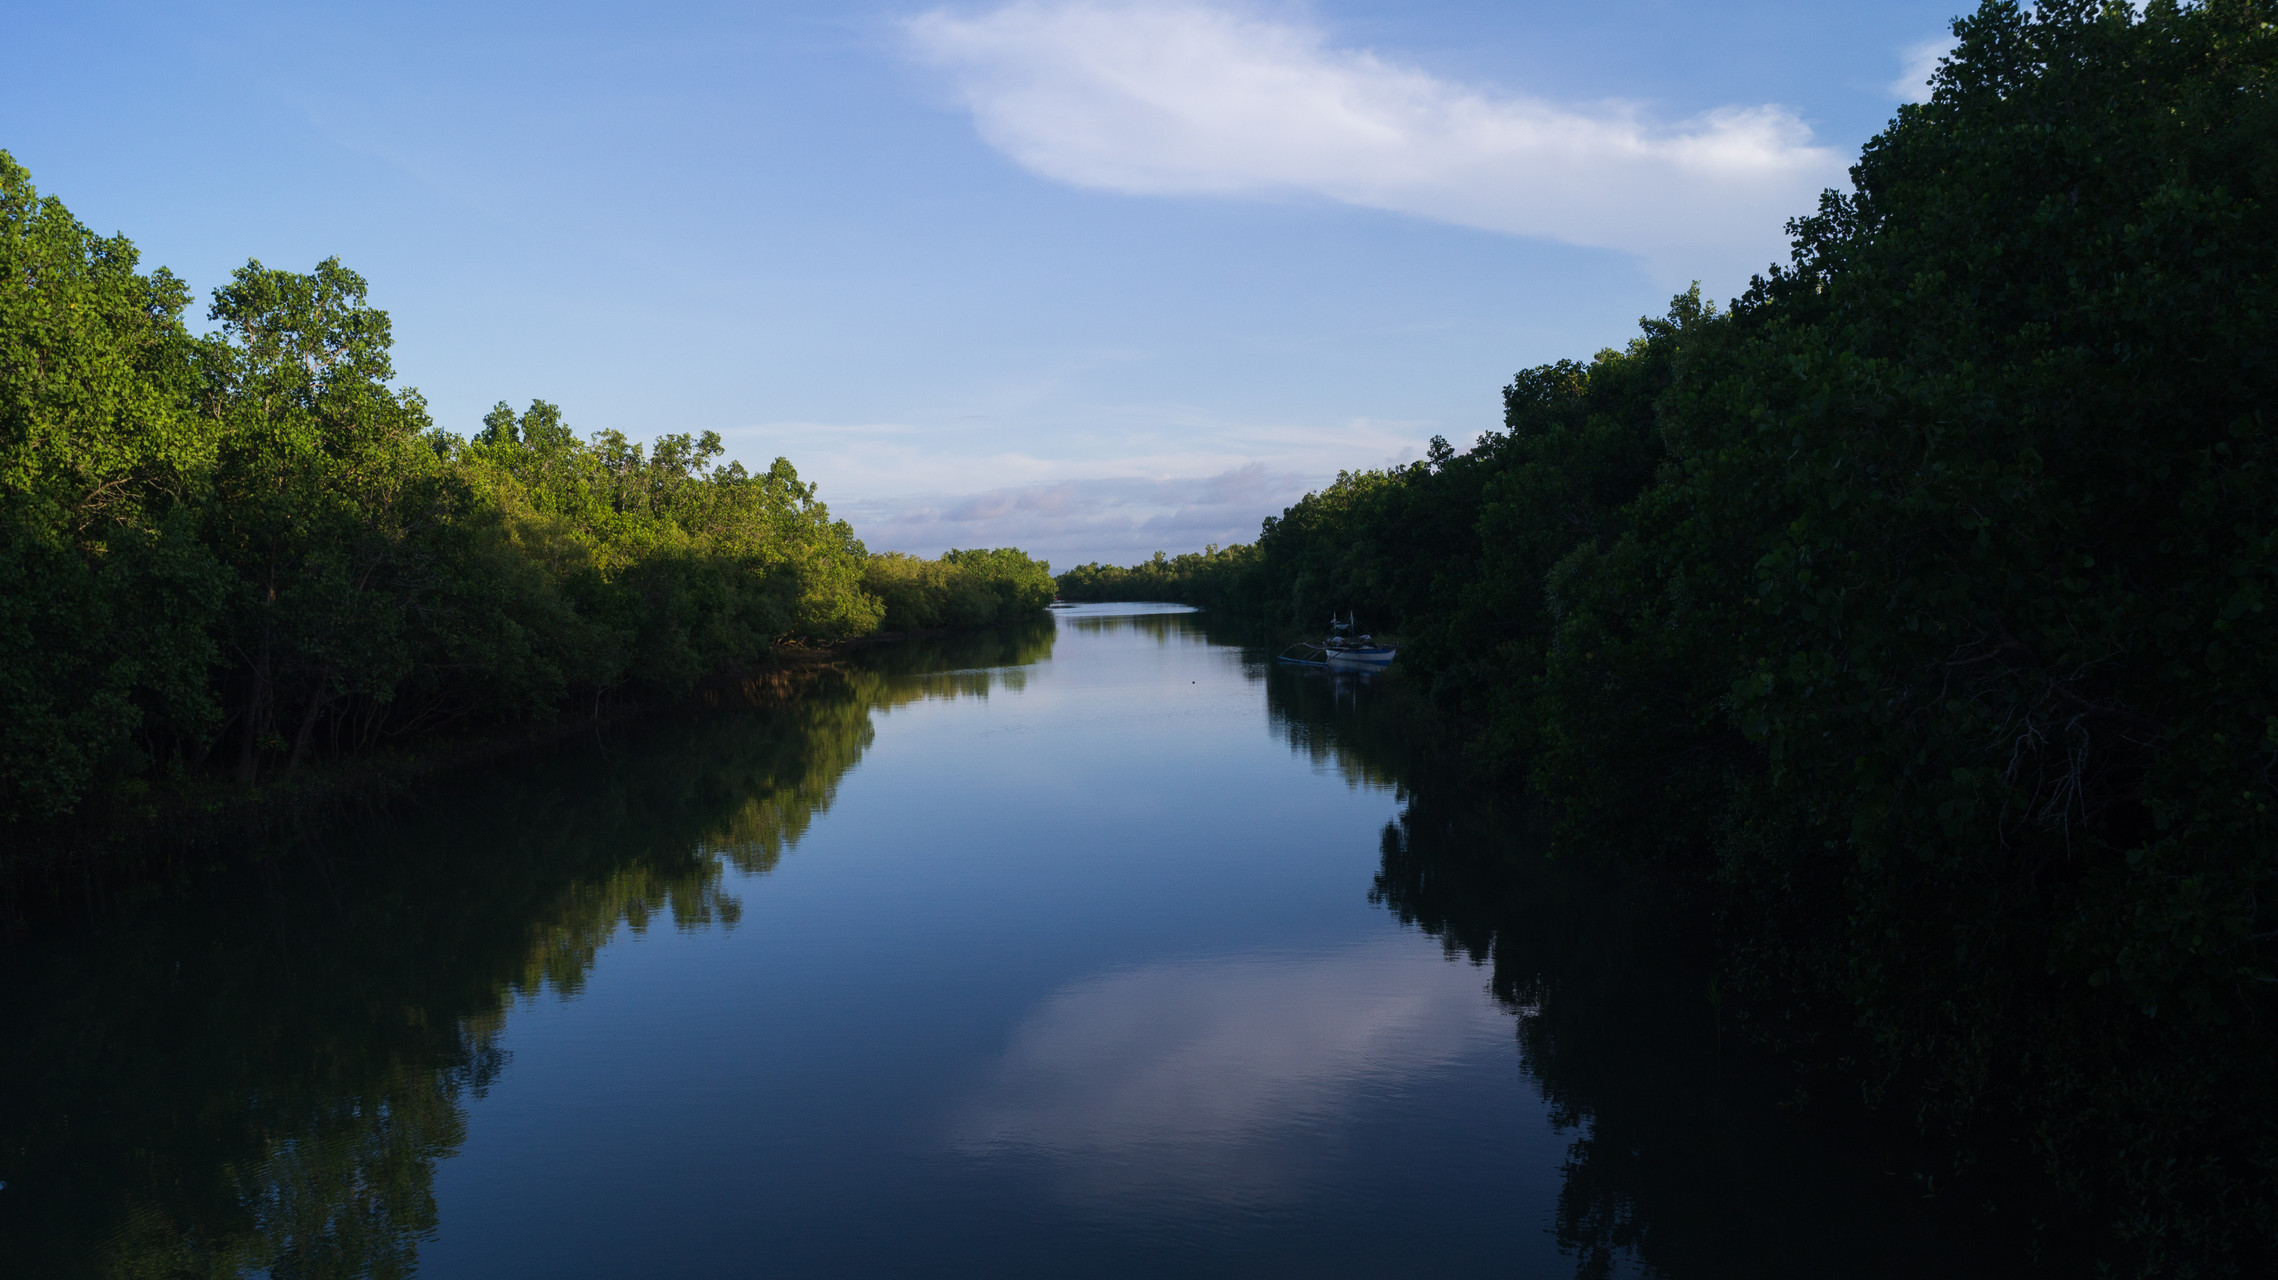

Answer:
[1277,613,1397,671]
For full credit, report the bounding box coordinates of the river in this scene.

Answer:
[0,604,2001,1277]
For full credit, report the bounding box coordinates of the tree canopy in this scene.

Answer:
[0,152,1050,830]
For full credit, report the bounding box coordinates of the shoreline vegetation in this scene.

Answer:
[0,623,1039,911]
[1061,4,2278,1272]
[0,150,1052,861]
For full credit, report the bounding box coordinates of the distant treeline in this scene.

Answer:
[0,153,1050,829]
[1062,2,2278,1268]
[1055,545,1254,609]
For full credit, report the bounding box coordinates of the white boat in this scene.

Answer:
[1324,643,1396,670]
[1276,614,1396,670]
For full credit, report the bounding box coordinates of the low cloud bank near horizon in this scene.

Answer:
[835,463,1319,569]
[904,0,1849,285]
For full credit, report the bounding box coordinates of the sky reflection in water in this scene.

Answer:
[951,939,1506,1209]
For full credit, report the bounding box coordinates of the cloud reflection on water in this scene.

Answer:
[951,939,1504,1207]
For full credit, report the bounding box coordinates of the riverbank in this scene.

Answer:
[0,622,1036,926]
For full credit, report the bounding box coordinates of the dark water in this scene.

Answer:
[0,604,1998,1278]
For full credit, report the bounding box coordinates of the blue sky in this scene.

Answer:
[7,1,1961,568]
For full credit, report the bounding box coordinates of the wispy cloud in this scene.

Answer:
[1889,35,1958,104]
[903,0,1848,281]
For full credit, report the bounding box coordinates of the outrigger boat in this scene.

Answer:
[1277,613,1397,671]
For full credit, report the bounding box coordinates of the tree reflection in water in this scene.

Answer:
[1248,638,2015,1279]
[0,621,1054,1280]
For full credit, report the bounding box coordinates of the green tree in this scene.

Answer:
[197,257,465,779]
[0,151,227,820]
[0,150,1051,830]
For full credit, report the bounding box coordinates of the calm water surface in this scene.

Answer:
[1,605,1995,1277]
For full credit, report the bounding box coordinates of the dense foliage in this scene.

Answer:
[0,153,1048,830]
[864,546,1055,631]
[1055,543,1256,608]
[1061,2,2278,1268]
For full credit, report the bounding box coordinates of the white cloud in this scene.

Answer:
[724,410,1429,566]
[1890,35,1958,103]
[727,410,1417,494]
[835,463,1318,568]
[904,0,1848,283]
[949,940,1506,1205]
